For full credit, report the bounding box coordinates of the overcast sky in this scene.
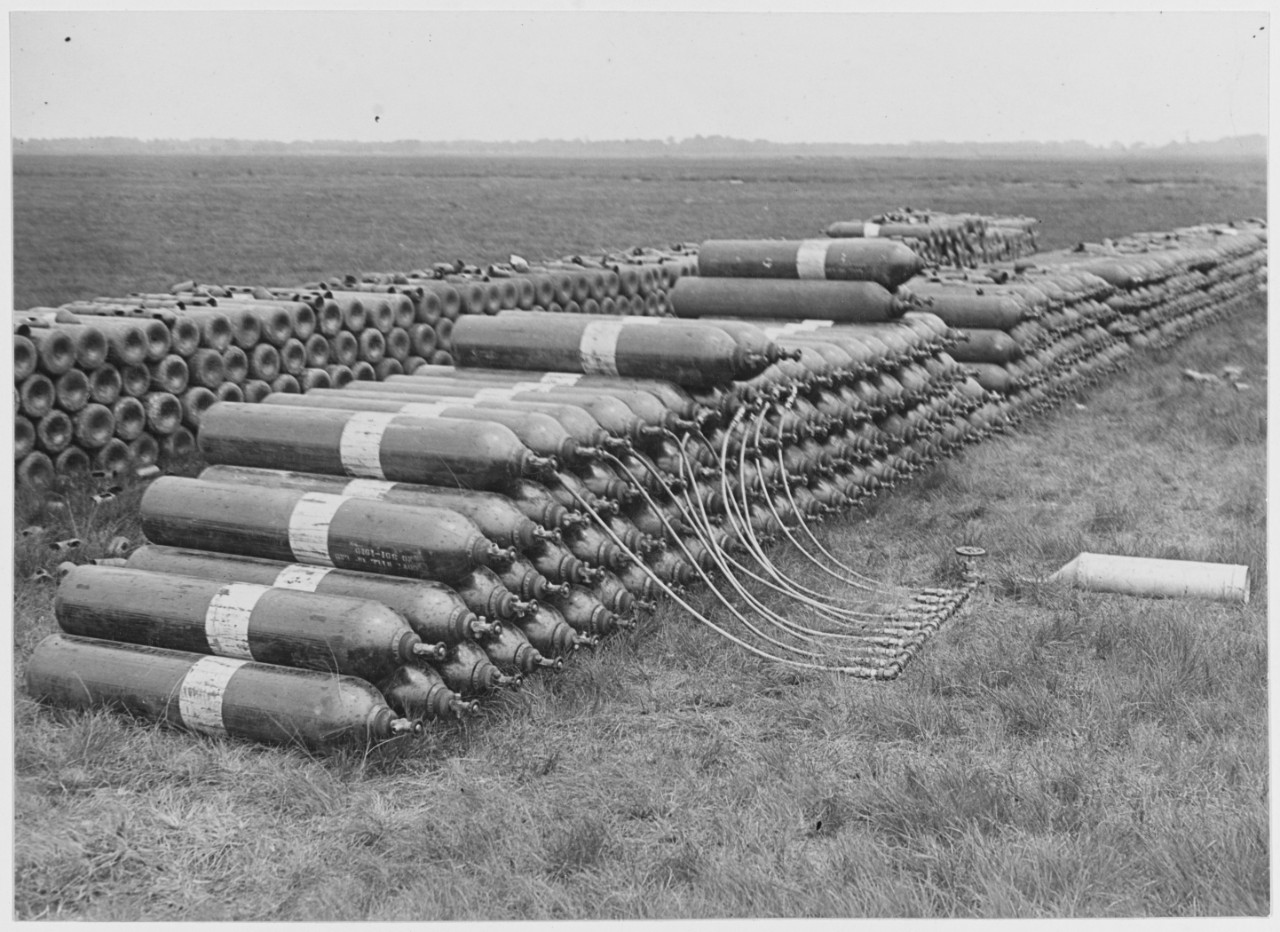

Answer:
[8,8,1270,147]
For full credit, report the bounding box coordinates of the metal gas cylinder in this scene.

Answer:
[125,545,496,644]
[25,633,419,746]
[140,478,509,586]
[55,565,440,682]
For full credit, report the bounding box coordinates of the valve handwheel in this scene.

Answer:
[954,545,987,558]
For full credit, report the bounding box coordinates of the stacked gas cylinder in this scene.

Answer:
[12,301,234,489]
[323,245,700,333]
[27,292,995,746]
[12,252,702,491]
[825,209,1039,268]
[21,218,1267,751]
[13,288,397,490]
[896,219,1268,427]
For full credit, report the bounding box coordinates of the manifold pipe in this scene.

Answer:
[1046,552,1250,605]
[560,458,900,679]
[712,407,903,625]
[732,403,900,617]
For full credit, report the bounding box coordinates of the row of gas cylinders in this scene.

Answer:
[23,221,1266,749]
[824,208,1039,268]
[888,221,1268,416]
[11,243,701,492]
[27,311,1004,746]
[10,227,973,492]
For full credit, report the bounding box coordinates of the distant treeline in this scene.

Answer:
[12,134,1267,160]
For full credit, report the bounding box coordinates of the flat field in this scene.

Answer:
[10,154,1268,919]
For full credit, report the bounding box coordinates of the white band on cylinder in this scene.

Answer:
[177,656,248,736]
[397,402,450,419]
[795,240,830,279]
[541,372,582,386]
[204,582,269,659]
[342,477,394,500]
[473,387,518,402]
[273,563,334,593]
[338,411,396,478]
[287,492,344,566]
[579,320,626,376]
[863,222,881,238]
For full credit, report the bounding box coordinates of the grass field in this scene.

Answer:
[10,154,1269,918]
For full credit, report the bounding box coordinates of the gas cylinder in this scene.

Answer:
[511,602,591,657]
[435,638,518,695]
[378,664,477,721]
[262,390,592,465]
[451,312,772,388]
[482,623,561,675]
[612,449,681,495]
[185,307,262,352]
[947,329,1021,365]
[34,409,72,454]
[696,238,925,291]
[141,478,509,585]
[72,403,115,449]
[567,463,636,506]
[600,513,660,555]
[647,549,696,587]
[77,316,171,362]
[497,556,564,602]
[198,466,549,553]
[502,479,579,531]
[18,373,55,419]
[25,633,419,746]
[56,565,441,682]
[125,545,495,645]
[623,498,692,542]
[24,324,98,373]
[74,338,118,387]
[454,565,531,623]
[406,365,707,424]
[197,403,555,489]
[589,569,637,616]
[901,286,1029,330]
[15,415,34,460]
[13,333,37,382]
[562,523,628,570]
[526,538,595,586]
[413,376,693,437]
[542,585,630,637]
[616,562,660,600]
[52,368,91,412]
[671,277,910,322]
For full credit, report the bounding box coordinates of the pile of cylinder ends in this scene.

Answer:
[19,211,1267,749]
